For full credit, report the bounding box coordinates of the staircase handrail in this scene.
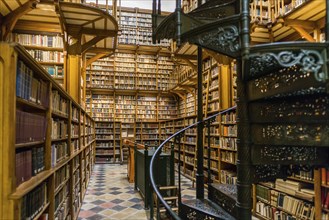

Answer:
[149,106,237,219]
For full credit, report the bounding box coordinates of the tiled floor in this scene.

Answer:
[79,164,196,220]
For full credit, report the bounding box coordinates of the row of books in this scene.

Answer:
[27,49,64,63]
[321,168,329,185]
[16,146,45,186]
[51,119,68,140]
[220,137,237,150]
[256,201,310,220]
[45,65,64,78]
[15,34,63,48]
[51,142,68,167]
[72,107,79,122]
[55,164,69,190]
[16,60,49,107]
[96,149,120,154]
[55,183,69,212]
[96,143,115,148]
[256,182,316,217]
[71,124,79,137]
[220,151,237,164]
[52,91,68,115]
[221,125,237,137]
[21,182,47,220]
[321,189,329,209]
[220,170,237,185]
[55,195,70,220]
[221,112,236,123]
[16,110,47,144]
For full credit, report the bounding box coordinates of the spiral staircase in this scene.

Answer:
[149,0,329,219]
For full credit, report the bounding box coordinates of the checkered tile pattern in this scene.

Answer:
[79,164,197,220]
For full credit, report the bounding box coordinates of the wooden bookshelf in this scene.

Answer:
[135,121,159,148]
[95,121,122,164]
[12,33,65,88]
[0,42,96,220]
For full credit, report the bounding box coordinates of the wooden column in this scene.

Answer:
[66,54,82,104]
[0,43,16,220]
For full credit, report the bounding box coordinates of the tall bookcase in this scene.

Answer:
[0,42,95,220]
[117,8,170,46]
[95,121,122,164]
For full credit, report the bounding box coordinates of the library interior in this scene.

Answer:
[0,0,328,219]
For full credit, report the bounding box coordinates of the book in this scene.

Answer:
[322,168,327,184]
[16,110,47,144]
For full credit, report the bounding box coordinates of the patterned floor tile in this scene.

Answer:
[79,164,197,219]
[111,198,124,204]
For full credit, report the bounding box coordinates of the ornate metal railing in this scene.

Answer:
[149,106,237,219]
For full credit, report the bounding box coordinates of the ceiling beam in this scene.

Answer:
[1,0,39,41]
[173,53,197,60]
[80,16,103,27]
[291,26,315,42]
[180,85,196,95]
[86,47,115,53]
[66,25,117,37]
[82,35,107,53]
[170,90,185,100]
[13,20,61,33]
[182,58,197,72]
[86,52,111,67]
[284,19,316,29]
[204,49,230,65]
[316,17,325,29]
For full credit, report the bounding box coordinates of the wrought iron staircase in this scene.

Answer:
[150,0,329,219]
[150,107,238,220]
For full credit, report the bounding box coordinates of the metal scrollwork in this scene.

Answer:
[258,146,321,162]
[197,25,240,54]
[254,165,284,182]
[250,50,326,81]
[187,210,197,220]
[254,164,316,182]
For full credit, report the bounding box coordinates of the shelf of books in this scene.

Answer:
[186,90,196,117]
[86,56,114,89]
[0,42,95,220]
[117,9,170,46]
[95,121,122,164]
[219,109,237,185]
[116,94,136,143]
[91,94,115,121]
[158,95,178,120]
[137,54,157,90]
[135,122,159,149]
[254,178,316,220]
[157,56,174,91]
[114,52,136,90]
[183,116,197,181]
[321,168,329,219]
[12,33,65,87]
[136,95,157,121]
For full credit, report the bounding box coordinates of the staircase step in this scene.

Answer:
[159,186,177,190]
[163,196,178,201]
[208,183,237,218]
[180,199,235,220]
[159,207,178,213]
